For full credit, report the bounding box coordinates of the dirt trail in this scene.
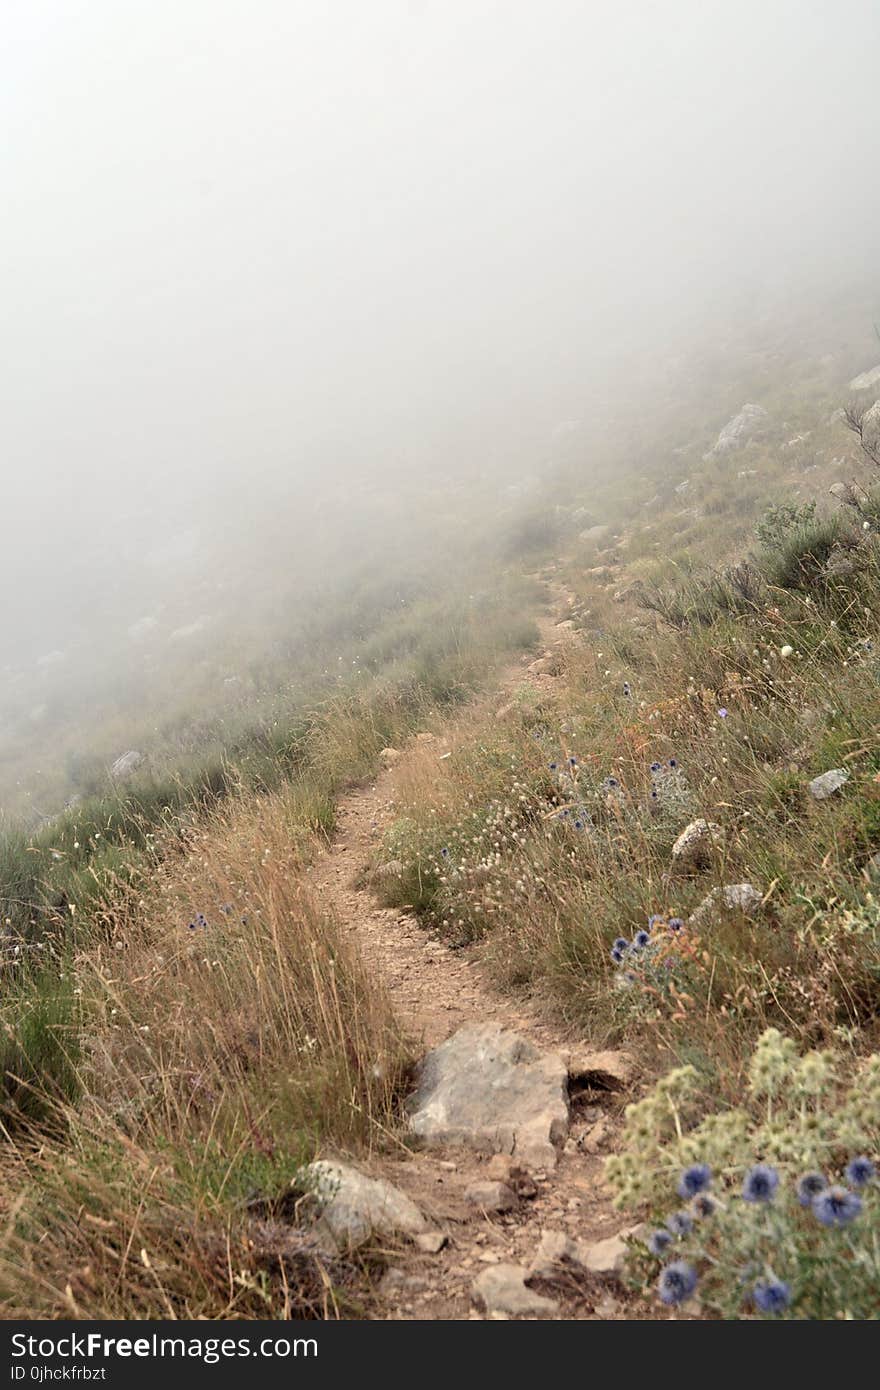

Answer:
[306,585,633,1320]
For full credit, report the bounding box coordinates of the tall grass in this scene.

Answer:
[0,789,409,1319]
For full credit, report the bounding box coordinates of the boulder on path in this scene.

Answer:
[298,1160,427,1253]
[472,1263,559,1317]
[407,1024,569,1169]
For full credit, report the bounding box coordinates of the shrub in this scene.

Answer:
[609,1029,880,1318]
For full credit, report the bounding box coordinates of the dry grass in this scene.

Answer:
[0,786,409,1319]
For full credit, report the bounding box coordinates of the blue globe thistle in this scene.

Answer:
[813,1186,862,1228]
[569,756,578,766]
[796,1172,827,1207]
[669,758,678,768]
[668,917,684,932]
[657,1261,698,1306]
[613,937,630,952]
[549,762,558,771]
[692,1192,718,1219]
[677,1163,712,1199]
[650,762,662,773]
[634,929,651,949]
[665,1209,694,1237]
[606,776,619,788]
[742,1164,779,1203]
[753,1277,791,1315]
[845,1156,875,1188]
[574,819,584,830]
[647,1229,672,1257]
[623,682,632,697]
[610,946,626,964]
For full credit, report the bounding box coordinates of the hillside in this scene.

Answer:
[2,305,879,1321]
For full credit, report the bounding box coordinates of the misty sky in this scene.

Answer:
[2,1,879,632]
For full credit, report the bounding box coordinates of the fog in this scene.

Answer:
[2,1,879,813]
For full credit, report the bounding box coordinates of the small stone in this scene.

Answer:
[581,1232,628,1277]
[378,747,401,766]
[690,882,763,926]
[415,1230,448,1253]
[297,1160,427,1252]
[581,1115,611,1154]
[809,768,849,800]
[472,1264,559,1317]
[464,1181,518,1213]
[671,819,723,868]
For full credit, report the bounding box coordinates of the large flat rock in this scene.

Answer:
[407,1024,569,1168]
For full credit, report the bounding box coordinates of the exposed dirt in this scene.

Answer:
[306,585,645,1320]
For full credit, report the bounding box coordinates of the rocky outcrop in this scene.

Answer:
[705,403,767,457]
[110,750,144,780]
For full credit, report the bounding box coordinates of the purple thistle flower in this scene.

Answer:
[845,1156,875,1188]
[665,1210,693,1237]
[813,1186,862,1227]
[647,1229,672,1257]
[742,1164,779,1203]
[753,1277,791,1315]
[657,1261,698,1306]
[677,1163,712,1199]
[796,1172,827,1207]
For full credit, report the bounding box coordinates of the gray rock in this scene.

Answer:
[808,768,849,800]
[690,882,763,926]
[578,524,611,545]
[378,747,401,766]
[472,1263,559,1317]
[414,1230,448,1253]
[408,1024,569,1169]
[464,1180,518,1213]
[671,819,723,868]
[375,859,405,882]
[529,1227,636,1280]
[848,364,880,391]
[298,1159,427,1252]
[705,403,767,457]
[110,750,144,780]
